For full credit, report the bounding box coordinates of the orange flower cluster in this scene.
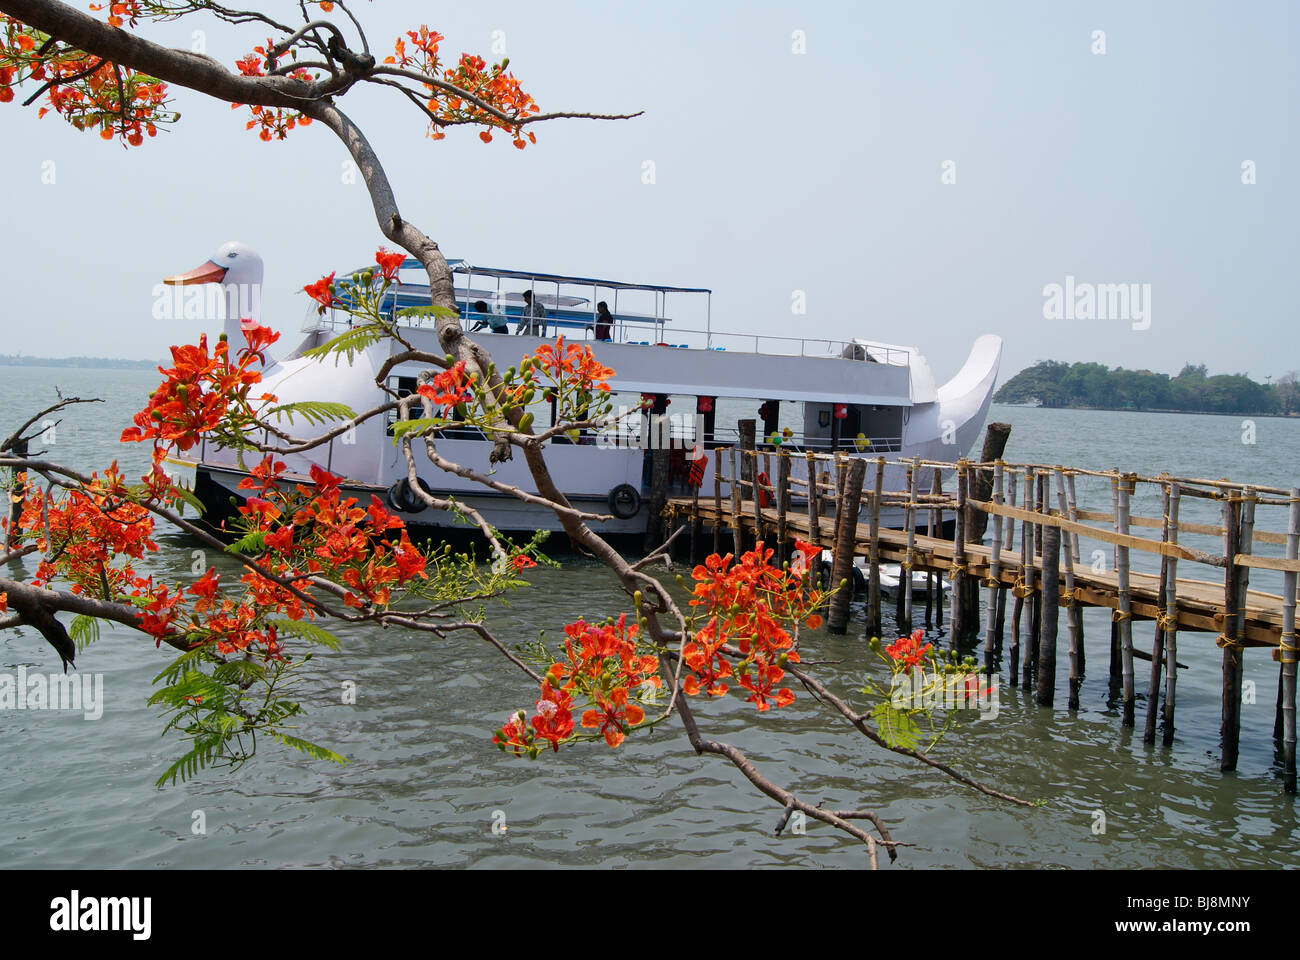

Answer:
[87,1,143,29]
[494,613,658,755]
[231,41,316,141]
[15,461,159,598]
[529,336,615,395]
[417,360,475,412]
[382,25,539,145]
[885,629,933,670]
[236,460,429,613]
[685,542,825,712]
[0,11,173,146]
[121,324,280,452]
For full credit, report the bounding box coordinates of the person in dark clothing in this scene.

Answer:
[517,289,547,336]
[594,301,614,341]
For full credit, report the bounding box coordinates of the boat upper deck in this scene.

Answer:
[311,257,915,368]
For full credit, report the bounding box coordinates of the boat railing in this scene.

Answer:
[302,307,910,366]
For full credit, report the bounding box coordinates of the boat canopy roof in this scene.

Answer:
[386,257,712,295]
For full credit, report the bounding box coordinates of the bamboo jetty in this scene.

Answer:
[664,442,1300,795]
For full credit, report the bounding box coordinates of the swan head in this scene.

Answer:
[163,241,265,345]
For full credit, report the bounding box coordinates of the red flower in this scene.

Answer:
[580,686,644,748]
[309,463,344,492]
[885,628,933,670]
[303,272,337,314]
[375,247,405,282]
[530,682,574,750]
[417,360,474,410]
[510,555,537,571]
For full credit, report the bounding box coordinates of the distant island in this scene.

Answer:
[0,355,161,370]
[995,361,1297,416]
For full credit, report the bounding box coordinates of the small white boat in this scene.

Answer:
[817,553,948,599]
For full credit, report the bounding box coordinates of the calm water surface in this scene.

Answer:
[2,367,1298,868]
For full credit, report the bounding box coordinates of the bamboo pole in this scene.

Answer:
[1010,468,1030,686]
[1144,486,1175,738]
[1221,487,1255,769]
[776,450,791,566]
[1022,467,1038,689]
[1218,489,1241,769]
[983,461,1005,674]
[1005,471,1017,553]
[994,579,1007,654]
[751,450,764,547]
[866,458,885,637]
[1280,486,1299,793]
[827,457,867,635]
[933,469,945,629]
[1109,474,1123,684]
[952,461,969,645]
[902,458,918,634]
[1162,483,1182,747]
[805,452,822,583]
[1037,525,1061,706]
[1144,484,1171,745]
[1116,474,1136,727]
[712,447,722,557]
[729,446,743,557]
[689,456,701,562]
[1066,471,1081,563]
[1055,468,1082,710]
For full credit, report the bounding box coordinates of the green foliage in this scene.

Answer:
[69,614,100,652]
[149,655,347,788]
[229,529,267,555]
[168,483,206,516]
[394,304,459,321]
[265,400,356,427]
[389,416,446,441]
[995,359,1282,414]
[267,732,347,766]
[302,324,388,365]
[265,618,341,650]
[869,701,923,751]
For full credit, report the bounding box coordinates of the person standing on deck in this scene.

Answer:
[517,289,548,336]
[593,301,614,341]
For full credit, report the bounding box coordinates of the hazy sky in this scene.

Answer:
[0,0,1294,387]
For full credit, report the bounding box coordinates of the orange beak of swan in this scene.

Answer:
[163,261,228,285]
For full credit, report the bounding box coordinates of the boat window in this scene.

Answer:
[385,376,419,436]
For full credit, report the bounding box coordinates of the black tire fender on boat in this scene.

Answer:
[608,483,641,520]
[851,564,866,594]
[387,476,433,514]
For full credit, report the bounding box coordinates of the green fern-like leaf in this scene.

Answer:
[870,702,923,751]
[265,618,341,650]
[147,670,230,709]
[152,645,220,686]
[169,484,206,516]
[269,731,347,765]
[155,734,225,788]
[265,400,356,427]
[389,417,446,441]
[212,659,268,685]
[302,325,386,365]
[69,615,100,653]
[229,530,267,555]
[395,304,459,321]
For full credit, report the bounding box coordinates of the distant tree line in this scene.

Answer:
[995,360,1300,416]
[0,355,160,370]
